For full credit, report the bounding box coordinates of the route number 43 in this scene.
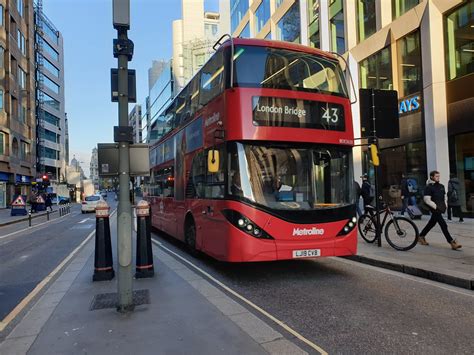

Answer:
[322,107,339,123]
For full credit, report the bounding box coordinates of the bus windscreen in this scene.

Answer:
[233,45,348,97]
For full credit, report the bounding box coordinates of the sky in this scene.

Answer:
[43,0,220,176]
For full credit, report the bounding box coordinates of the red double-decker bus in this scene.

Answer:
[145,37,356,262]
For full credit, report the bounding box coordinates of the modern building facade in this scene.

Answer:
[172,0,230,92]
[0,0,36,207]
[34,2,67,184]
[148,59,167,91]
[230,0,474,216]
[128,104,142,143]
[89,147,98,185]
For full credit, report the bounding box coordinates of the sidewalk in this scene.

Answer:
[349,216,474,290]
[0,216,308,355]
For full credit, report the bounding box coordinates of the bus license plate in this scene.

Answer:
[292,249,321,258]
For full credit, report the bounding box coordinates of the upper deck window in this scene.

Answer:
[233,45,348,97]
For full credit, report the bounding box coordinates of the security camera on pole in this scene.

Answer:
[112,0,135,313]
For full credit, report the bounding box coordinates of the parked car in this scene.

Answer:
[81,195,104,213]
[50,193,70,205]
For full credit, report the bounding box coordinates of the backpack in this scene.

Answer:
[407,179,418,195]
[448,183,458,202]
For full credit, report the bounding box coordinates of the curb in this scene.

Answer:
[344,255,474,290]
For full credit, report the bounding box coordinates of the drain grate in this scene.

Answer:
[89,289,150,311]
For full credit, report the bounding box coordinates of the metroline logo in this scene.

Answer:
[292,227,325,236]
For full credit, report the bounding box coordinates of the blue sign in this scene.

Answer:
[399,95,421,115]
[185,117,203,153]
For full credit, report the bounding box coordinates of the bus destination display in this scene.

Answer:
[252,96,345,131]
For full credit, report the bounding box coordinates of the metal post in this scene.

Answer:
[370,89,382,247]
[116,27,133,312]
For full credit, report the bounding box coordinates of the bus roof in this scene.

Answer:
[219,37,339,61]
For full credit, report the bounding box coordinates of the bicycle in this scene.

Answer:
[358,202,419,251]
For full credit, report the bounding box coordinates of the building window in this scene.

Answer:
[43,110,60,126]
[42,91,60,110]
[0,47,4,68]
[255,0,270,34]
[329,0,345,54]
[392,0,419,19]
[0,5,4,26]
[20,104,26,123]
[17,30,26,56]
[195,53,205,68]
[42,129,59,143]
[0,132,4,155]
[44,147,59,160]
[42,74,60,94]
[397,30,422,97]
[357,0,376,42]
[42,56,60,77]
[276,0,284,8]
[17,0,24,17]
[231,0,249,34]
[276,1,300,43]
[204,23,218,38]
[445,1,474,81]
[359,46,393,90]
[0,89,3,110]
[18,67,26,89]
[20,141,28,160]
[40,37,59,61]
[239,22,250,38]
[43,24,59,45]
[12,138,19,157]
[308,0,320,48]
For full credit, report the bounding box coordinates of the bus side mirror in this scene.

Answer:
[208,150,219,173]
[370,144,380,166]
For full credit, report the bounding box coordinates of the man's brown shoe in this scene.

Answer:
[450,240,462,250]
[418,236,429,245]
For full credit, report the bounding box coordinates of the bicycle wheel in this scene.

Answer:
[384,216,419,251]
[358,213,377,243]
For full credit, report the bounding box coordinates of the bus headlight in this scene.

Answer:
[222,209,273,240]
[337,216,358,236]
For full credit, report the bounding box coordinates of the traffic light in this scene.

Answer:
[42,174,50,186]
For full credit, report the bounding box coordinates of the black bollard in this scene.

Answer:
[93,201,115,281]
[135,200,154,278]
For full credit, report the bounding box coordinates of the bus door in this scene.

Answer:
[201,147,228,258]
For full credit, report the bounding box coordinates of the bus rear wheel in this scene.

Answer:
[185,220,198,257]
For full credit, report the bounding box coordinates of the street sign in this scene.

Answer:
[98,143,150,177]
[10,195,27,216]
[113,0,130,29]
[110,69,136,103]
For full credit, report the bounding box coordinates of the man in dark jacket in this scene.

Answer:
[447,173,463,222]
[353,180,362,216]
[360,174,373,212]
[418,171,462,250]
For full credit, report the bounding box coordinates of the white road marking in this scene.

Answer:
[78,218,90,224]
[152,239,328,355]
[0,212,71,240]
[0,210,116,331]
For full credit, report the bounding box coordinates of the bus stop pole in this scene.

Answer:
[114,3,133,312]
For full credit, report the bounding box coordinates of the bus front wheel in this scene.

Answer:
[185,219,198,257]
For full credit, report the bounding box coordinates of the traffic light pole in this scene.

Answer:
[116,28,133,313]
[370,89,382,247]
